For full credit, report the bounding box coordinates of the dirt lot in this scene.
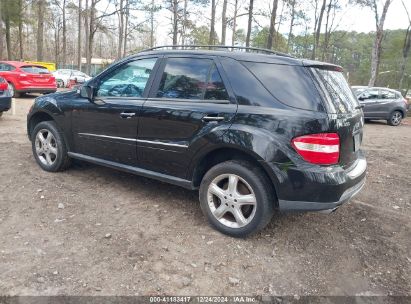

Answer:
[0,94,410,296]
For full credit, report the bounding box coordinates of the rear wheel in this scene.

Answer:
[199,160,275,238]
[31,121,71,172]
[388,111,402,126]
[8,83,20,98]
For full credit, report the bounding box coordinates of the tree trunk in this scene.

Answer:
[321,0,333,61]
[369,0,392,87]
[209,0,216,45]
[86,0,96,75]
[117,0,124,59]
[123,0,129,57]
[5,15,12,60]
[231,0,238,46]
[77,0,82,70]
[246,0,254,47]
[150,0,155,47]
[398,27,411,90]
[312,0,326,60]
[267,0,278,49]
[181,0,187,45]
[18,0,23,60]
[37,0,45,61]
[172,0,178,47]
[286,0,295,52]
[84,0,90,74]
[221,0,227,45]
[62,0,67,66]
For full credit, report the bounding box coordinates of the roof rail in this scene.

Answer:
[139,45,294,58]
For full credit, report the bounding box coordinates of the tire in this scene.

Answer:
[199,160,275,238]
[387,110,402,126]
[31,121,71,172]
[8,83,20,98]
[0,111,3,117]
[364,119,370,123]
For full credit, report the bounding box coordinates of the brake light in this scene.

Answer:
[292,133,340,165]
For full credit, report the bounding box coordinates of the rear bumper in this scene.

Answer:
[266,154,367,212]
[278,176,366,212]
[0,95,12,112]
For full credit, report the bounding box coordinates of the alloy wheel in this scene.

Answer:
[207,174,257,228]
[35,129,58,166]
[391,112,402,125]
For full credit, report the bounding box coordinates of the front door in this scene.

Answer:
[359,88,379,118]
[137,56,237,179]
[71,57,159,165]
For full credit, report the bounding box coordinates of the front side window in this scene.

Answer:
[97,58,157,98]
[156,58,228,100]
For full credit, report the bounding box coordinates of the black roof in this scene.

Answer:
[137,49,341,70]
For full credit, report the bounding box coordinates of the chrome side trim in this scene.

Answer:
[77,133,188,148]
[78,133,137,142]
[136,139,188,148]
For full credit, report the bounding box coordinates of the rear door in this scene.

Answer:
[310,68,364,168]
[137,55,237,179]
[71,57,159,165]
[376,89,397,118]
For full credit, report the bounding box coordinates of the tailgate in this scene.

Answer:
[309,66,364,168]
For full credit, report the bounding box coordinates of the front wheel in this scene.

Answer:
[31,121,71,172]
[388,111,402,126]
[199,160,275,238]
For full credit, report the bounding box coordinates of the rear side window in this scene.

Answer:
[311,68,360,113]
[242,62,324,111]
[0,63,15,71]
[156,58,228,101]
[380,90,396,99]
[21,65,49,74]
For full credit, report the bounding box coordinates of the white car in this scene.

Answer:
[53,69,92,88]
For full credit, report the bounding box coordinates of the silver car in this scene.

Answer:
[354,87,408,126]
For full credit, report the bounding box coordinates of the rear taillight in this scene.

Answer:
[292,133,340,165]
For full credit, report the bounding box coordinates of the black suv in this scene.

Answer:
[27,46,366,237]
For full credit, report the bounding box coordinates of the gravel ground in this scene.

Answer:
[0,95,410,296]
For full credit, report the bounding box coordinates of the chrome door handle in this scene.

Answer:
[120,112,136,118]
[202,116,225,122]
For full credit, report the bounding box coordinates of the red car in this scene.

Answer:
[0,61,57,97]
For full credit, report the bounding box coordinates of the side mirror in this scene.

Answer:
[80,85,94,101]
[358,96,364,101]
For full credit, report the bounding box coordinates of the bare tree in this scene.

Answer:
[286,0,295,52]
[221,0,228,45]
[312,0,326,59]
[246,0,253,47]
[77,0,82,69]
[37,0,46,61]
[399,0,411,90]
[209,0,216,45]
[267,0,278,49]
[231,0,239,46]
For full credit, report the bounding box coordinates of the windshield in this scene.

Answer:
[21,66,50,74]
[311,68,360,114]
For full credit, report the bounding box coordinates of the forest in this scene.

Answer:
[0,0,410,91]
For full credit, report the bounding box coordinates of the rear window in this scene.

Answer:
[242,62,324,111]
[311,68,360,114]
[21,66,50,74]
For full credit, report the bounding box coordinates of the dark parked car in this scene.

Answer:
[356,87,408,126]
[0,76,11,117]
[27,46,366,237]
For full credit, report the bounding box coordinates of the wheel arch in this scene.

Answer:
[190,145,280,206]
[28,111,55,139]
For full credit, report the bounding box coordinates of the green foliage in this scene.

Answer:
[251,27,287,51]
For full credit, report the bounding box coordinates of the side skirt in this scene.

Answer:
[67,152,195,190]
